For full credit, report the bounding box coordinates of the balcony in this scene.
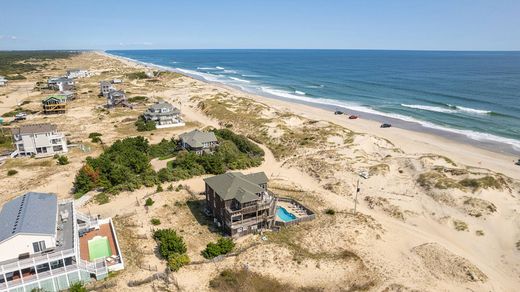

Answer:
[225,200,274,217]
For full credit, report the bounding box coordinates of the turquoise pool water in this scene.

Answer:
[277,206,297,222]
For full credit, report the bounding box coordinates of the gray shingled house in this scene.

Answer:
[99,81,114,97]
[143,101,185,128]
[107,90,131,108]
[179,130,218,154]
[204,172,277,237]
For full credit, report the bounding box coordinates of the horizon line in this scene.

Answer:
[1,48,520,52]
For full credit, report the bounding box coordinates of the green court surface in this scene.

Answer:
[88,236,112,261]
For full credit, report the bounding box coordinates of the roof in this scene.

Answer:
[146,101,180,115]
[0,192,58,243]
[42,95,67,103]
[11,123,57,135]
[179,130,217,148]
[109,90,125,98]
[203,172,268,203]
[67,68,84,73]
[100,80,111,86]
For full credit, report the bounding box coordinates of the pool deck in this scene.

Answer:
[79,222,118,261]
[276,201,307,219]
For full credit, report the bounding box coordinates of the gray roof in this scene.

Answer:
[109,90,125,98]
[179,130,217,148]
[0,192,58,243]
[100,80,111,86]
[11,123,57,135]
[204,172,268,203]
[145,101,180,115]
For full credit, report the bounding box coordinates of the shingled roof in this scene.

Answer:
[0,192,58,243]
[204,172,268,203]
[10,123,57,135]
[179,130,217,148]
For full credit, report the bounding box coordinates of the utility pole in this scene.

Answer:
[354,178,360,214]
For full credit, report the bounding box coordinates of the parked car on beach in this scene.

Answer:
[515,159,520,166]
[380,123,392,128]
[349,115,358,119]
[334,110,344,115]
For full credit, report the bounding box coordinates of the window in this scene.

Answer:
[32,241,46,253]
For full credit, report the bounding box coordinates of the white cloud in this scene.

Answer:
[0,35,18,40]
[118,41,153,47]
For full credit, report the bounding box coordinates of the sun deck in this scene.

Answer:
[78,219,122,267]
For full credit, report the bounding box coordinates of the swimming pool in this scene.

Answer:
[88,236,112,261]
[276,206,297,222]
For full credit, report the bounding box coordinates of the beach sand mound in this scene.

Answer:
[411,243,487,283]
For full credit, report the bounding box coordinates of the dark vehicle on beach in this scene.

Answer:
[380,123,392,128]
[516,159,520,166]
[334,110,344,115]
[349,115,358,119]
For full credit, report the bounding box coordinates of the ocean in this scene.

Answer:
[107,50,520,154]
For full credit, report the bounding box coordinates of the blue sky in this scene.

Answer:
[1,0,519,50]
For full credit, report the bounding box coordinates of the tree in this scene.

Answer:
[167,253,190,272]
[202,237,235,259]
[57,155,69,165]
[153,229,187,258]
[145,197,155,206]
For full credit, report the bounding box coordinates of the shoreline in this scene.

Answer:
[100,51,520,180]
[102,50,520,157]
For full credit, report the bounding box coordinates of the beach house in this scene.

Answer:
[204,172,277,237]
[179,130,218,155]
[48,77,75,92]
[42,95,68,114]
[0,192,124,291]
[143,101,185,128]
[107,90,131,108]
[66,69,90,79]
[11,123,68,157]
[99,81,114,97]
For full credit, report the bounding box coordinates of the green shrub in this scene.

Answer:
[73,136,155,196]
[202,237,235,259]
[56,155,69,165]
[127,95,148,103]
[126,71,149,80]
[153,229,187,258]
[156,184,163,192]
[7,169,18,176]
[167,253,190,272]
[212,128,264,157]
[89,132,103,143]
[135,116,156,132]
[151,218,161,225]
[145,197,155,206]
[324,208,335,215]
[150,138,178,158]
[95,193,110,205]
[69,282,87,292]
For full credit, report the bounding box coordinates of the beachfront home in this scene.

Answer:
[48,77,75,92]
[204,172,277,237]
[66,69,90,79]
[0,192,124,291]
[107,90,131,108]
[143,101,185,128]
[179,130,218,155]
[99,81,114,97]
[11,123,68,157]
[42,95,68,114]
[0,76,7,87]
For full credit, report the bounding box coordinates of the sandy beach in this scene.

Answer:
[0,51,519,291]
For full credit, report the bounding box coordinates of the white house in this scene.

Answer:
[66,69,90,79]
[11,123,68,157]
[143,101,185,128]
[48,77,75,91]
[0,192,125,291]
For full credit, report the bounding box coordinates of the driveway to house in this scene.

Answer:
[151,157,175,172]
